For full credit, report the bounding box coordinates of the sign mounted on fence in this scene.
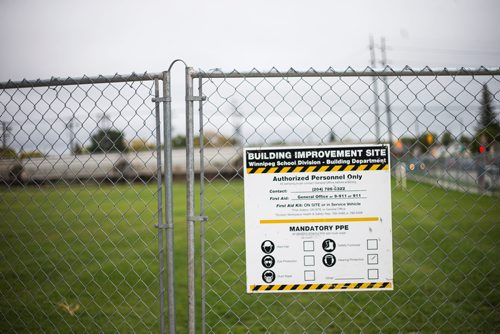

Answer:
[244,144,393,293]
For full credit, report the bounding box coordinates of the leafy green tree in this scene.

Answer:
[459,135,472,146]
[73,143,85,155]
[441,131,453,147]
[172,135,187,148]
[400,136,418,147]
[18,151,45,159]
[416,132,436,153]
[171,133,239,148]
[88,129,127,153]
[129,138,156,152]
[0,147,17,158]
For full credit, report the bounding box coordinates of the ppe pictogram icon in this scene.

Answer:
[322,254,336,267]
[262,270,276,283]
[262,255,275,268]
[261,240,275,254]
[322,239,336,252]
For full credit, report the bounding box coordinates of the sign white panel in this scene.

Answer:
[244,145,393,293]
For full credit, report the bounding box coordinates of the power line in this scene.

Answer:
[1,121,12,149]
[65,116,80,155]
[98,112,111,130]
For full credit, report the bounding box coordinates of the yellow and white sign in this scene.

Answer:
[244,144,393,293]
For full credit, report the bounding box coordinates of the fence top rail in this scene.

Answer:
[192,66,500,79]
[0,71,164,90]
[2,66,500,89]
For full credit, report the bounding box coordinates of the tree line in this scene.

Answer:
[0,128,239,158]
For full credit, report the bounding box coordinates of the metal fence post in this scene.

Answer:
[153,78,166,334]
[198,76,207,334]
[162,70,177,334]
[185,66,197,334]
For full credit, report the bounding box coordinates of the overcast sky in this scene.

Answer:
[1,0,499,81]
[1,0,499,154]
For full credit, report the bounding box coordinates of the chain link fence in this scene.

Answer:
[1,66,499,333]
[0,73,165,333]
[195,67,500,333]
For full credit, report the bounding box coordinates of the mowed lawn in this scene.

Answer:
[0,180,499,333]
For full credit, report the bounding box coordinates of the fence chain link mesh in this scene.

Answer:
[1,67,499,333]
[0,73,164,333]
[195,67,499,333]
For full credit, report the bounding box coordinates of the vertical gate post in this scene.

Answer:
[198,76,207,334]
[185,67,197,334]
[153,78,166,334]
[162,70,177,334]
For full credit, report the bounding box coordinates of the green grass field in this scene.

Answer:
[1,180,499,333]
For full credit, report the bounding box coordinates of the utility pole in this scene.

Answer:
[1,121,12,149]
[234,107,243,147]
[369,35,381,143]
[230,98,244,147]
[66,117,78,155]
[380,37,393,145]
[98,112,111,130]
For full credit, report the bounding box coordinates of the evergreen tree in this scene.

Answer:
[476,84,500,145]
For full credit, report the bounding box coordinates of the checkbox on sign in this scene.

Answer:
[303,241,314,252]
[304,270,315,281]
[368,269,379,279]
[367,239,378,250]
[367,254,378,265]
[304,255,315,266]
